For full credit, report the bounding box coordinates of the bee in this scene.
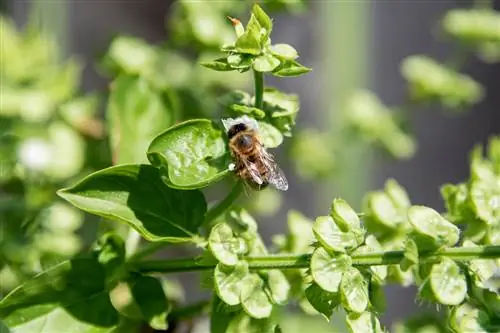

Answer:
[222,116,288,191]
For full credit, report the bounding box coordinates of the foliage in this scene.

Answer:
[0,14,109,296]
[1,2,500,333]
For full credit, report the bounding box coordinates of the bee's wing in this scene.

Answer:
[240,157,265,186]
[260,147,288,191]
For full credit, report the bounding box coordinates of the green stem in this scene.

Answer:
[253,70,264,109]
[204,181,244,225]
[132,245,500,273]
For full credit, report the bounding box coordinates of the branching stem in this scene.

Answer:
[204,181,244,225]
[132,245,500,273]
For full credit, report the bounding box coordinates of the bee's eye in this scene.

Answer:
[238,135,253,148]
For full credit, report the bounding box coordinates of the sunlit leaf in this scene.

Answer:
[58,164,207,243]
[147,119,229,189]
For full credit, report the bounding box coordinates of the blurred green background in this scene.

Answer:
[1,0,499,331]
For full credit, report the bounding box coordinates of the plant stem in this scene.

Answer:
[253,70,264,109]
[204,181,244,225]
[132,245,500,273]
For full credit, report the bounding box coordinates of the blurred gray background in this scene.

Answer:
[5,0,500,328]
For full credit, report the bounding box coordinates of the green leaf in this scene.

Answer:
[346,312,384,333]
[130,275,169,330]
[272,60,311,77]
[265,270,290,305]
[235,15,262,55]
[428,258,467,305]
[450,303,493,333]
[340,268,369,313]
[363,192,406,232]
[240,274,273,319]
[313,216,362,253]
[214,262,250,306]
[401,55,483,108]
[442,9,500,44]
[253,54,281,72]
[252,4,273,35]
[92,233,126,285]
[310,247,352,293]
[407,206,460,250]
[229,104,266,119]
[209,223,247,266]
[0,258,119,332]
[257,121,283,148]
[103,36,157,75]
[58,164,207,243]
[147,119,229,189]
[108,75,172,164]
[304,283,340,321]
[227,54,253,70]
[270,44,298,60]
[201,58,234,71]
[330,198,361,232]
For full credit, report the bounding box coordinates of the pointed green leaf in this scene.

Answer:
[313,216,361,253]
[304,282,340,321]
[340,268,369,313]
[272,60,311,77]
[253,54,281,72]
[235,15,262,55]
[147,119,229,189]
[58,164,207,243]
[252,4,273,34]
[200,58,234,71]
[240,274,273,319]
[214,262,250,306]
[310,247,352,293]
[0,258,119,332]
[108,75,172,164]
[270,44,298,60]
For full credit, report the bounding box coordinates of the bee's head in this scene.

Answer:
[222,116,259,139]
[227,123,247,139]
